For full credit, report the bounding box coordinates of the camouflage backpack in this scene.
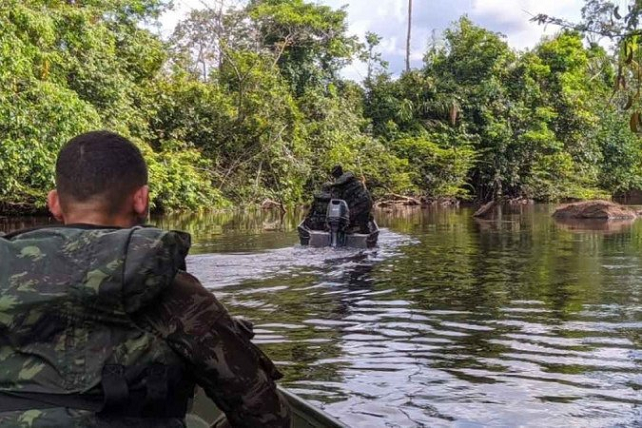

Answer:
[0,226,195,421]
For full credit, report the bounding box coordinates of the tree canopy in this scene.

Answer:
[0,1,640,214]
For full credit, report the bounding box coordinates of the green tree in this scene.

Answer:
[424,17,516,200]
[532,1,642,132]
[248,0,359,96]
[0,0,220,212]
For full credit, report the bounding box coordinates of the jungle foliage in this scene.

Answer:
[0,0,640,213]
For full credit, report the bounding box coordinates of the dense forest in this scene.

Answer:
[1,0,640,213]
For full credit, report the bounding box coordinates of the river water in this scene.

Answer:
[2,206,641,427]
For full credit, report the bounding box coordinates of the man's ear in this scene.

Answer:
[132,185,150,220]
[47,190,64,222]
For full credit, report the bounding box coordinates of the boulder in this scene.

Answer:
[552,200,637,220]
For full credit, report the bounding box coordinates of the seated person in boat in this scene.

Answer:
[0,131,290,427]
[304,182,332,231]
[330,165,374,234]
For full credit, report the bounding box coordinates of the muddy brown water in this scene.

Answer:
[2,206,641,427]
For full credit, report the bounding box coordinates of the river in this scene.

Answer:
[2,205,641,427]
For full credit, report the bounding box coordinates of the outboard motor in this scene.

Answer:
[326,199,350,247]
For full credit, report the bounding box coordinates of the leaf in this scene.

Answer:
[614,64,623,92]
[624,95,634,110]
[614,6,622,20]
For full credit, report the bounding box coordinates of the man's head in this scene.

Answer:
[331,165,343,179]
[48,131,150,227]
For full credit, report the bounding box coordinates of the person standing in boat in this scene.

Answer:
[0,131,290,427]
[304,182,332,231]
[330,165,374,234]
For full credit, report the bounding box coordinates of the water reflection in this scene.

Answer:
[181,206,641,427]
[553,217,637,235]
[151,209,301,254]
[0,215,55,233]
[1,206,641,426]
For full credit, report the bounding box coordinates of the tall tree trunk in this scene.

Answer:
[405,0,412,72]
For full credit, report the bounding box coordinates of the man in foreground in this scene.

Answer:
[0,131,291,427]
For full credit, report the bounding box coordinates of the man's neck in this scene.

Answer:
[63,208,139,229]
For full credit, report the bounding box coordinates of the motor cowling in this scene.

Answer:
[326,199,349,247]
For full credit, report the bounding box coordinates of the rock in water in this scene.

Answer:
[553,200,637,220]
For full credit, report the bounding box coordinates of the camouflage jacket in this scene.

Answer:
[331,173,372,207]
[0,226,290,427]
[331,173,373,230]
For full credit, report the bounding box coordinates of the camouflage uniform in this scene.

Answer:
[0,226,290,427]
[331,172,373,234]
[304,184,332,231]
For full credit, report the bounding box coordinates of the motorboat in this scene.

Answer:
[298,199,379,249]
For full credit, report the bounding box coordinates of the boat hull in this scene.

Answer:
[298,220,379,249]
[187,386,347,428]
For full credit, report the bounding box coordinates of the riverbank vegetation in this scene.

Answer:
[1,0,640,213]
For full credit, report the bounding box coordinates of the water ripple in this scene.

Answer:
[182,208,642,427]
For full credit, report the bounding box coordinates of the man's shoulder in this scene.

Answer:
[332,172,356,186]
[313,191,331,200]
[133,270,231,339]
[172,271,206,292]
[162,271,229,323]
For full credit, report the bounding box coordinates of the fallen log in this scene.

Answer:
[473,200,498,218]
[260,198,286,213]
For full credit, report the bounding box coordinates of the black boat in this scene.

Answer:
[298,199,379,249]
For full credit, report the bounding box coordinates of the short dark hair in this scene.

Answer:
[331,165,343,178]
[55,131,148,212]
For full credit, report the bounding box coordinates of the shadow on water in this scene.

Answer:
[2,206,641,427]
